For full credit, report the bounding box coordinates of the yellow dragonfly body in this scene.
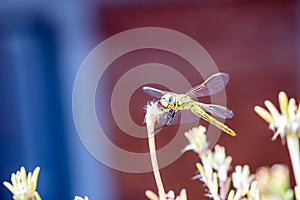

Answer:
[143,72,236,136]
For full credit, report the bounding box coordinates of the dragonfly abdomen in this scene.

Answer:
[190,103,236,136]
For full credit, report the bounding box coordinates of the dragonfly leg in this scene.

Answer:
[165,109,176,126]
[153,109,176,132]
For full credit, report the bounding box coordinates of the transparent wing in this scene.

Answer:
[157,109,200,125]
[197,102,234,119]
[143,86,167,98]
[185,72,230,98]
[143,86,177,99]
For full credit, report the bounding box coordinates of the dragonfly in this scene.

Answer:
[143,72,236,136]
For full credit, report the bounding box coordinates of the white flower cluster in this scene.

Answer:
[255,91,300,142]
[74,196,89,200]
[145,189,187,200]
[184,126,259,200]
[3,166,41,200]
[255,91,300,199]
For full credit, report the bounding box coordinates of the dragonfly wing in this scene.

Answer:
[143,86,167,99]
[143,86,178,99]
[197,102,234,119]
[185,72,230,98]
[157,109,200,125]
[177,109,201,123]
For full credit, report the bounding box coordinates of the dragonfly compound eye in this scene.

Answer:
[167,96,175,104]
[161,94,175,108]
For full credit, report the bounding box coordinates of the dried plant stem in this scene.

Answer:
[147,127,166,199]
[286,134,300,187]
[145,102,166,200]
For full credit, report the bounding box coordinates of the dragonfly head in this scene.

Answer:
[160,94,175,108]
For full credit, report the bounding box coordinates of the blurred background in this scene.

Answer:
[0,0,299,199]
